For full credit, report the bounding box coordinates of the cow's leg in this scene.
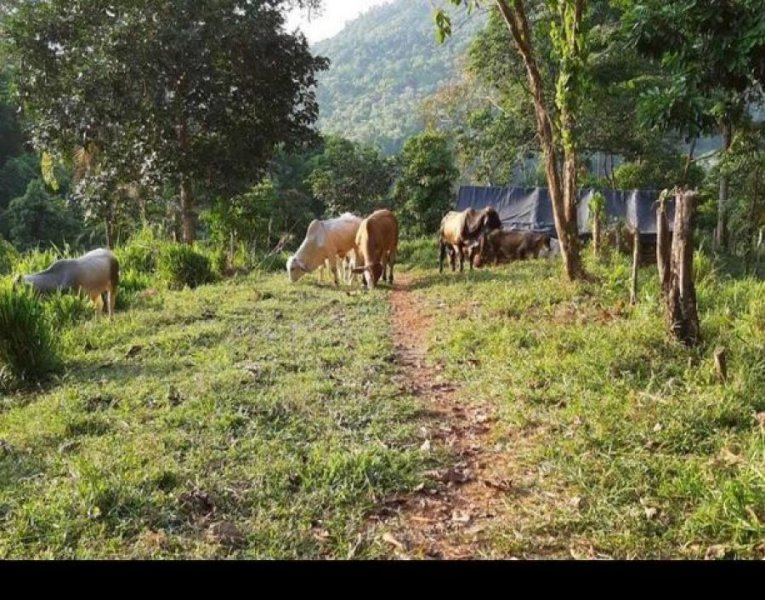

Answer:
[388,250,396,284]
[108,284,117,318]
[91,292,104,317]
[328,255,340,287]
[450,246,457,272]
[458,244,465,272]
[439,242,447,274]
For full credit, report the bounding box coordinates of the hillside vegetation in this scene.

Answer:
[314,0,487,154]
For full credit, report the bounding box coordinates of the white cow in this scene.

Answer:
[287,213,362,286]
[19,248,120,317]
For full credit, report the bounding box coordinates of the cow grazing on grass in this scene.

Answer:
[19,248,120,317]
[287,213,362,286]
[439,207,502,273]
[474,230,552,268]
[352,209,399,289]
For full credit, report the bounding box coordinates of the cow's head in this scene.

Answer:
[352,263,384,289]
[286,256,308,283]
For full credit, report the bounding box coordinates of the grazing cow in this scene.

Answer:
[19,248,120,317]
[318,248,358,285]
[439,207,502,273]
[352,209,399,289]
[287,213,362,286]
[474,230,552,268]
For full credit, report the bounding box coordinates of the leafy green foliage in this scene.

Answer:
[393,131,459,234]
[157,245,215,291]
[315,0,487,154]
[0,237,19,275]
[306,136,394,216]
[3,179,83,251]
[3,0,329,241]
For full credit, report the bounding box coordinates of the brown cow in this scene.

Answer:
[439,207,502,273]
[474,230,552,268]
[352,209,399,289]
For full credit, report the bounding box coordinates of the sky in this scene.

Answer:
[285,0,396,45]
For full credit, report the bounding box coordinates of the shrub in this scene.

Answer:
[0,238,19,275]
[157,244,215,290]
[12,247,63,278]
[115,228,160,275]
[0,284,62,385]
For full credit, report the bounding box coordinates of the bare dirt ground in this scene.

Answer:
[369,273,524,559]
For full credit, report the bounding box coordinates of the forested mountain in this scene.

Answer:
[314,0,487,154]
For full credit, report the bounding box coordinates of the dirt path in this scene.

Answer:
[372,273,517,559]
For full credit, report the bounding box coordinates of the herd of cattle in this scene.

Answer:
[287,206,557,289]
[13,206,558,315]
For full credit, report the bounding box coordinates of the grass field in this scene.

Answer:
[0,272,425,558]
[2,241,765,558]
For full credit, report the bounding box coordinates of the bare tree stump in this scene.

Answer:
[714,347,728,384]
[630,226,640,305]
[657,190,672,299]
[666,190,700,346]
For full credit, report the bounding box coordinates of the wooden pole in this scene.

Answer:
[657,190,672,299]
[630,225,640,305]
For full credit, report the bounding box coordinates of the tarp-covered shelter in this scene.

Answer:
[456,186,675,238]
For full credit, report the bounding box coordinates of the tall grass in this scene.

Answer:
[0,283,62,386]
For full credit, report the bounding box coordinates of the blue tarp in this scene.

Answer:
[456,186,675,238]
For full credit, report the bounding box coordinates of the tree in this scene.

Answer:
[2,179,81,251]
[437,0,592,281]
[306,136,394,217]
[3,0,328,243]
[625,0,765,250]
[393,131,459,235]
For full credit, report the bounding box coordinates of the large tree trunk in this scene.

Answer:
[667,190,700,346]
[714,121,733,251]
[495,0,585,281]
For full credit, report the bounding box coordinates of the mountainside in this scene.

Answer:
[313,0,487,154]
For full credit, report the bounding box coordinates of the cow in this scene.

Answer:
[352,209,399,289]
[18,248,120,317]
[287,213,362,286]
[439,207,502,273]
[474,230,552,268]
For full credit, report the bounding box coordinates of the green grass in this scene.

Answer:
[4,237,765,559]
[0,271,425,558]
[408,249,765,559]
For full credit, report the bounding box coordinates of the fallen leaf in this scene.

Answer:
[441,468,473,484]
[452,510,472,524]
[382,532,406,551]
[653,423,663,433]
[420,439,431,453]
[644,507,659,520]
[483,479,512,493]
[705,545,729,560]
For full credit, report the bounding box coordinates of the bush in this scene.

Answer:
[0,284,62,385]
[115,228,160,274]
[0,237,19,275]
[396,237,439,270]
[157,244,215,290]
